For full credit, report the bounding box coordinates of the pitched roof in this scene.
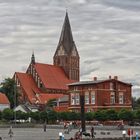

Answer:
[53,106,69,112]
[15,72,41,104]
[55,12,76,55]
[68,79,132,86]
[34,63,74,90]
[38,93,64,104]
[0,92,10,104]
[15,72,67,104]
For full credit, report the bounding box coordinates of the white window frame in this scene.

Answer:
[110,92,115,104]
[71,93,75,105]
[75,93,79,105]
[119,92,124,104]
[85,91,89,104]
[91,91,95,104]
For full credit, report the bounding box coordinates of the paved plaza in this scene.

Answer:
[0,126,139,140]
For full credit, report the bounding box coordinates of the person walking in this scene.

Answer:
[43,121,47,132]
[8,126,14,139]
[91,126,94,139]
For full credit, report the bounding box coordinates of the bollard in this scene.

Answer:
[59,132,63,140]
[62,135,64,140]
[136,132,138,140]
[122,130,126,140]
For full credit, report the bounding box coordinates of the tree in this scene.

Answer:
[47,110,57,123]
[40,111,48,122]
[16,111,29,120]
[57,112,69,121]
[0,78,20,108]
[85,112,94,121]
[67,112,80,121]
[106,109,118,120]
[118,109,133,121]
[135,109,140,120]
[2,108,14,121]
[93,110,108,121]
[29,112,40,123]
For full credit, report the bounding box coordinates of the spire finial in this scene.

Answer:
[31,50,35,64]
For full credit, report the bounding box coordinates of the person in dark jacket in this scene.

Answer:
[91,126,94,138]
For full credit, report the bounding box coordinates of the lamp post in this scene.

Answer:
[14,84,17,125]
[80,90,85,132]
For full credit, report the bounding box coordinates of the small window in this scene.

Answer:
[85,91,89,104]
[71,93,76,105]
[110,92,115,104]
[119,92,124,104]
[91,91,95,104]
[75,93,79,105]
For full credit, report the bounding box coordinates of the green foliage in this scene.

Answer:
[29,112,40,122]
[0,111,2,120]
[16,111,29,120]
[118,109,133,121]
[40,111,48,122]
[85,112,94,121]
[47,110,57,123]
[2,108,14,121]
[0,78,20,108]
[135,109,140,120]
[106,109,118,120]
[57,112,69,120]
[93,110,108,121]
[67,112,80,121]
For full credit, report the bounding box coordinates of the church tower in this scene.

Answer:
[53,12,80,81]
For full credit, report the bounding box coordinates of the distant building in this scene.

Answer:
[13,12,79,109]
[12,12,132,112]
[0,92,10,111]
[14,104,39,113]
[68,76,132,112]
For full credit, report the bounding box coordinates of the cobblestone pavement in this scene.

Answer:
[0,127,139,140]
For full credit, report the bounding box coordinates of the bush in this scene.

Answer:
[2,108,14,121]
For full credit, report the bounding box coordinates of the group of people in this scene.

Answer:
[70,126,95,140]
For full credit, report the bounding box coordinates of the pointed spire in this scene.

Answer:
[31,51,35,64]
[58,11,74,54]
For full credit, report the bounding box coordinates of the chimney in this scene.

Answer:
[93,77,97,81]
[114,76,118,80]
[109,75,111,79]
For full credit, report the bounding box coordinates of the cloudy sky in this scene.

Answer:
[0,0,140,97]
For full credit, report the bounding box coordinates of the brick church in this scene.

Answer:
[13,12,132,112]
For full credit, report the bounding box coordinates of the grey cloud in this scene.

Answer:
[0,0,140,98]
[101,0,140,11]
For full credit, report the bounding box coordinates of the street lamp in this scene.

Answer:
[14,84,18,125]
[80,90,86,132]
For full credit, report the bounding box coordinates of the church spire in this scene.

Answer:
[58,11,74,54]
[31,51,35,64]
[53,12,80,81]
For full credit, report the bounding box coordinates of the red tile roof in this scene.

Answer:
[37,93,64,104]
[53,106,69,112]
[0,92,10,104]
[34,63,74,90]
[15,72,41,104]
[15,72,66,105]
